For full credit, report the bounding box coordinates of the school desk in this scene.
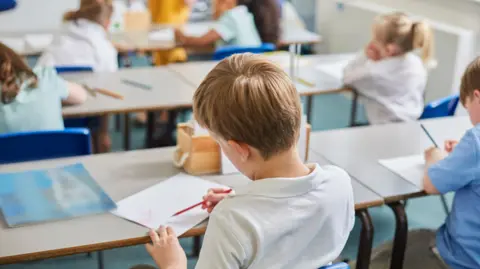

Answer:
[308,116,472,269]
[0,147,383,269]
[167,53,356,123]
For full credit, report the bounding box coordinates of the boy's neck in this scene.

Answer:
[250,149,311,181]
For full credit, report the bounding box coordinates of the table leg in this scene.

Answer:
[123,113,131,151]
[115,114,122,132]
[97,251,105,269]
[349,90,359,127]
[356,209,374,269]
[388,202,408,269]
[193,236,202,257]
[306,95,313,123]
[146,111,156,148]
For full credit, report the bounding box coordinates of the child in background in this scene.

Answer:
[143,54,355,269]
[37,0,117,153]
[174,0,261,47]
[343,12,434,125]
[423,57,480,269]
[0,43,87,133]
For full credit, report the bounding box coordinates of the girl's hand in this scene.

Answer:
[201,188,231,213]
[145,226,187,269]
[424,147,447,165]
[444,140,459,153]
[365,42,381,61]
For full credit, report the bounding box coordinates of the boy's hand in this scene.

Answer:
[145,226,187,269]
[444,140,459,153]
[202,188,230,213]
[424,147,447,165]
[174,29,187,45]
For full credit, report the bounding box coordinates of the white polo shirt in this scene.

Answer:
[195,164,355,269]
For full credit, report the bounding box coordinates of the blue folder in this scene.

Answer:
[0,163,116,227]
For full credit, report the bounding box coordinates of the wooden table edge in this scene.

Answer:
[0,226,206,265]
[62,104,193,118]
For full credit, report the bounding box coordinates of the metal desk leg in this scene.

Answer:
[356,209,374,269]
[97,251,104,269]
[123,113,131,151]
[306,95,313,123]
[388,202,408,269]
[193,236,202,257]
[146,111,156,148]
[349,90,359,127]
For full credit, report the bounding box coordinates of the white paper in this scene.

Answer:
[314,60,351,80]
[25,34,53,50]
[148,29,174,41]
[379,154,425,189]
[112,173,227,229]
[0,37,26,53]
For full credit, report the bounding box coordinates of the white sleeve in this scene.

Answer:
[343,51,371,86]
[195,212,246,269]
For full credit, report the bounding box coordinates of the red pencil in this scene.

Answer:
[173,189,232,216]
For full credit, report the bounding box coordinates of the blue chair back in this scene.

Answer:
[0,128,92,164]
[55,66,94,128]
[420,94,460,119]
[0,0,16,12]
[213,43,276,60]
[319,262,350,269]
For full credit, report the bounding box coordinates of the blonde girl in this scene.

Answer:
[343,12,435,125]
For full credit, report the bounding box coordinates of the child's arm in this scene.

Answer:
[342,51,371,87]
[175,29,222,47]
[63,82,88,105]
[423,129,478,195]
[145,226,187,269]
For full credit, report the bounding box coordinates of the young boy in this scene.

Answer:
[174,0,261,47]
[143,54,355,269]
[423,57,480,269]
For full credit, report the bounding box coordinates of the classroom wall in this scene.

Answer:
[0,0,78,32]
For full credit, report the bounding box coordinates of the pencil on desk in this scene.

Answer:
[296,77,315,88]
[420,124,439,148]
[122,79,152,90]
[96,88,124,100]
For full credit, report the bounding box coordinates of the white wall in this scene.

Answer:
[0,0,78,32]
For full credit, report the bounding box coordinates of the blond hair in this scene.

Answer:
[459,57,480,105]
[64,0,113,26]
[374,12,434,64]
[193,53,301,159]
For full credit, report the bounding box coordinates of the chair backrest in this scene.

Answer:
[420,94,460,120]
[0,128,92,164]
[212,43,276,60]
[0,0,16,12]
[319,262,350,269]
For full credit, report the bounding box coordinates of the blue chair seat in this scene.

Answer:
[420,94,459,119]
[319,262,350,269]
[213,43,276,60]
[0,128,92,164]
[0,0,16,12]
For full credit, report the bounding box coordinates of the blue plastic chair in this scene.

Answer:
[0,0,16,12]
[0,128,92,164]
[55,66,94,128]
[319,262,350,269]
[212,43,276,60]
[420,94,460,119]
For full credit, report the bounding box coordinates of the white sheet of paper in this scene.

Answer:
[24,34,54,50]
[112,173,227,229]
[314,60,350,80]
[0,37,26,53]
[379,154,425,189]
[148,29,174,41]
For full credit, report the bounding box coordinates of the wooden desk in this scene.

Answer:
[0,148,382,269]
[309,116,472,269]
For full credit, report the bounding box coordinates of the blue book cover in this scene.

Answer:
[0,163,116,227]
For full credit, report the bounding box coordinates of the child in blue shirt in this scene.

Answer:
[424,57,480,269]
[174,0,261,47]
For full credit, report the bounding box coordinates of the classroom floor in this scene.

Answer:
[0,58,452,269]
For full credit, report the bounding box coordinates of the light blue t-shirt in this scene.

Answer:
[429,125,480,269]
[213,5,262,47]
[0,67,68,134]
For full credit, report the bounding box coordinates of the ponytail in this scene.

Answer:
[412,21,435,66]
[63,0,113,25]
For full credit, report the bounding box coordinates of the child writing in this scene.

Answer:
[423,57,480,269]
[37,0,118,153]
[0,43,87,133]
[174,0,261,47]
[343,12,435,125]
[142,54,355,269]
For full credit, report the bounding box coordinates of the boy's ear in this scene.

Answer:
[473,89,480,102]
[227,140,250,161]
